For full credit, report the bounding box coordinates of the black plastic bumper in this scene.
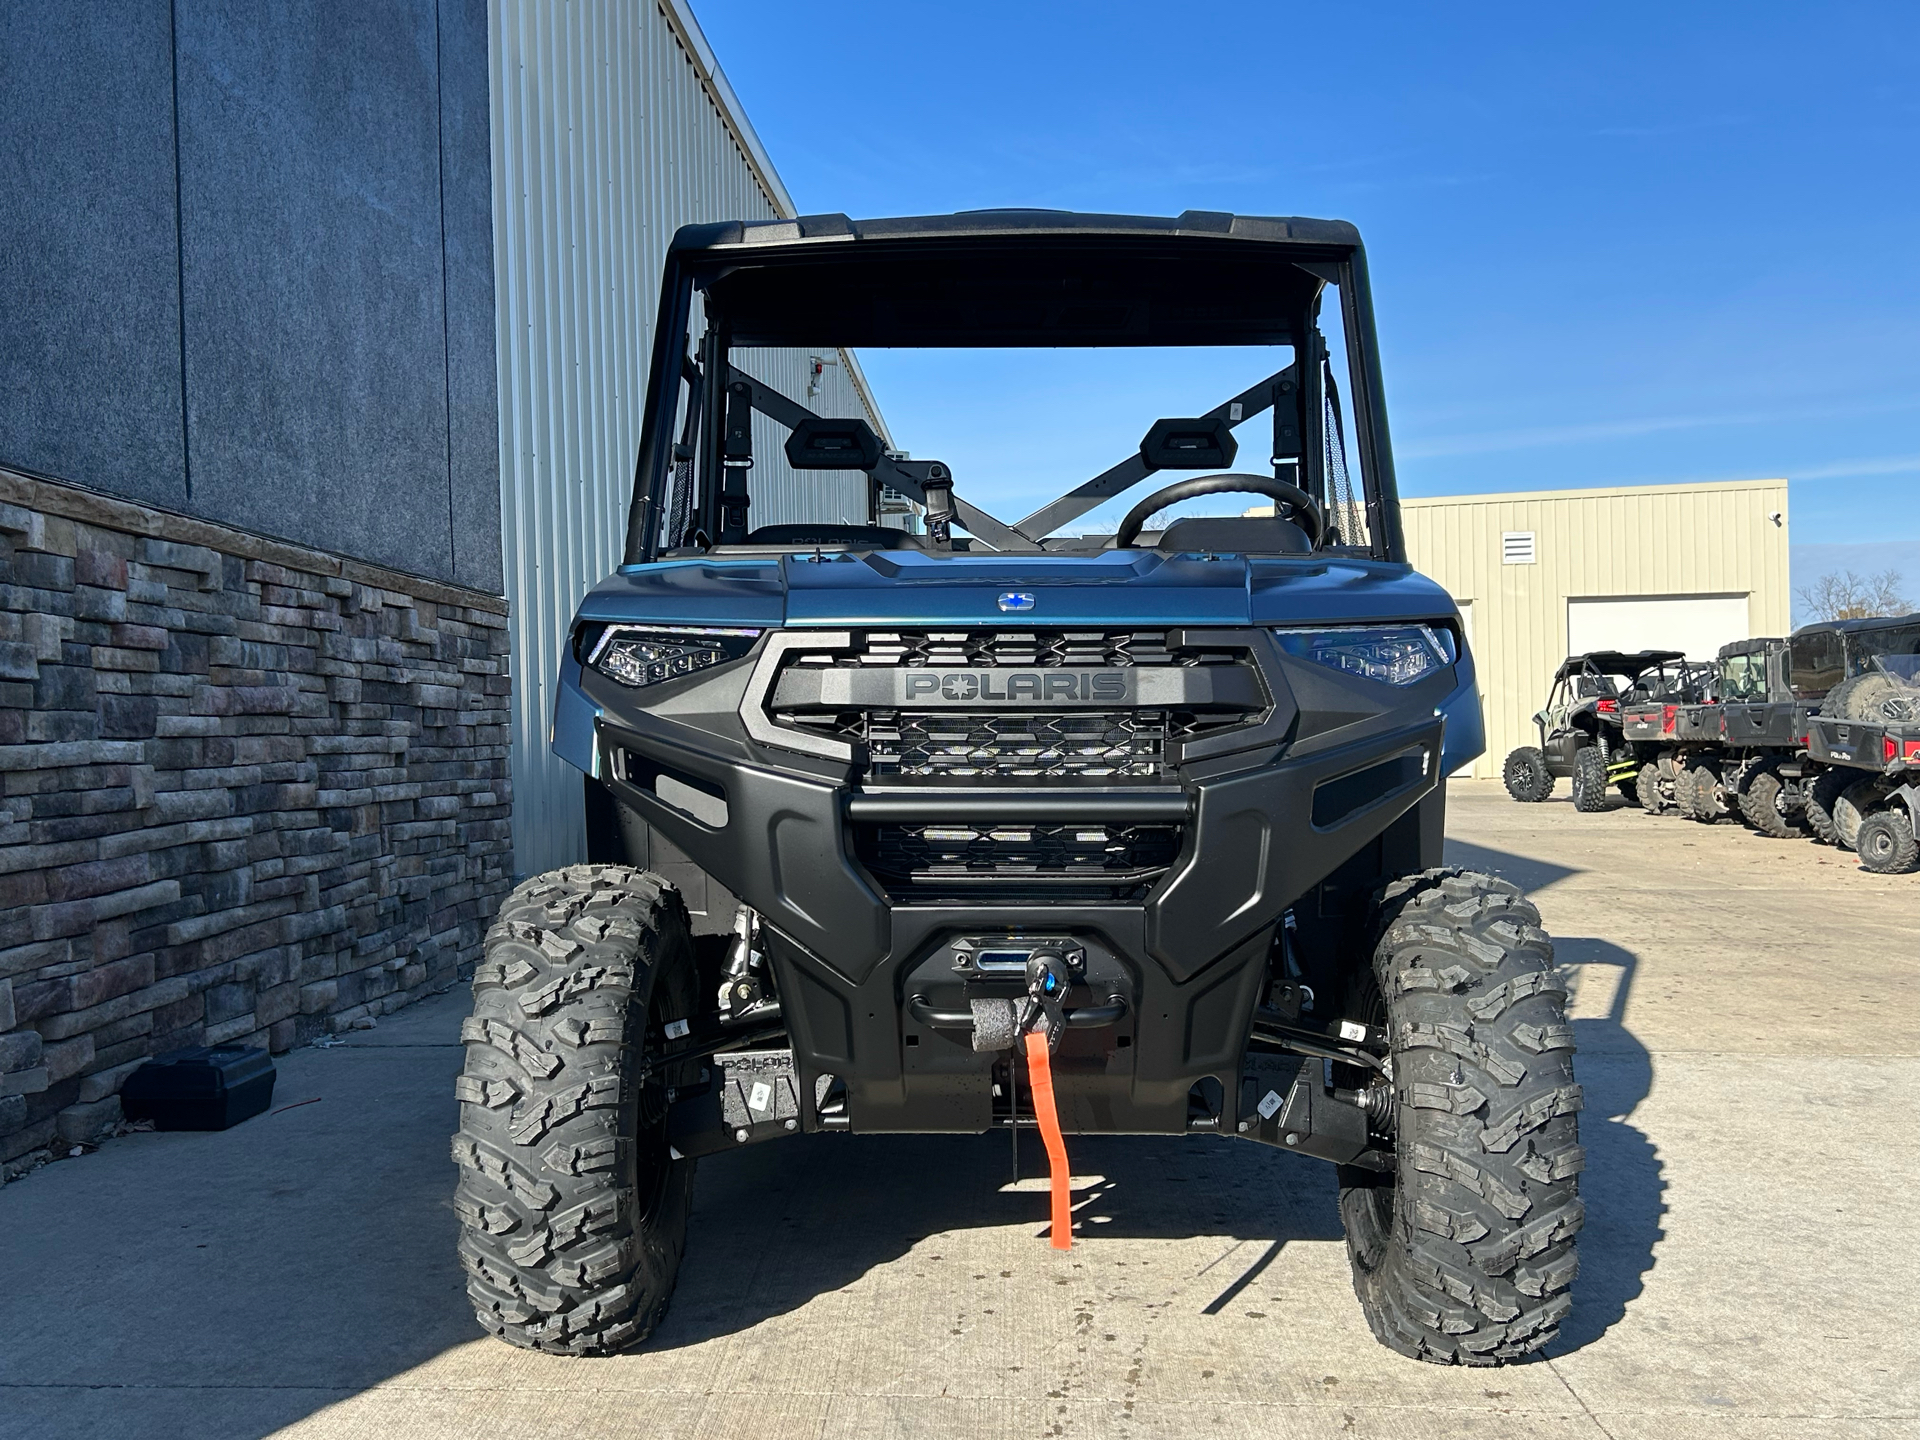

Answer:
[579,633,1452,1137]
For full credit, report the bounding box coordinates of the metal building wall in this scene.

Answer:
[490,0,888,876]
[1402,479,1790,779]
[0,0,501,591]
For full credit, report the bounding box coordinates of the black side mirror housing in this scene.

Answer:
[785,416,884,470]
[1139,416,1237,471]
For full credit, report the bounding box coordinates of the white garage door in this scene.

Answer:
[1566,594,1750,661]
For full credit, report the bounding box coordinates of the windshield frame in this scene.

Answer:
[622,217,1402,566]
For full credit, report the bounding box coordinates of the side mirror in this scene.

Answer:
[1140,416,1237,471]
[785,416,884,471]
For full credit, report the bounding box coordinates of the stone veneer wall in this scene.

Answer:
[0,467,512,1177]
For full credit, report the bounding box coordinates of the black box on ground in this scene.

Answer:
[120,1046,277,1131]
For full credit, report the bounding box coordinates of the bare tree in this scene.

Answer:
[1796,568,1913,621]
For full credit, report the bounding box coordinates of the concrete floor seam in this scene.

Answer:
[1544,1356,1622,1440]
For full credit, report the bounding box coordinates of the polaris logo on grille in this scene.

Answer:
[904,671,1130,702]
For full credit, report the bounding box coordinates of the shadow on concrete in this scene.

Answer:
[0,995,478,1440]
[0,927,1664,1435]
[661,937,1665,1361]
[1546,935,1667,1357]
[1443,838,1585,894]
[657,1122,1346,1351]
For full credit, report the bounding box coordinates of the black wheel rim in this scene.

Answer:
[1339,969,1396,1271]
[630,981,676,1231]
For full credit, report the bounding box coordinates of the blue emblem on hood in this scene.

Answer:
[997,592,1036,612]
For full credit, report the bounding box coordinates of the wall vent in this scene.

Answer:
[1501,531,1537,565]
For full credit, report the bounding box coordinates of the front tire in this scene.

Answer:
[1504,747,1554,803]
[1341,869,1584,1366]
[1571,747,1610,812]
[1856,809,1919,874]
[453,864,698,1355]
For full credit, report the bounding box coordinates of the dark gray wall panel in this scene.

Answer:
[440,0,503,594]
[0,1,186,507]
[174,0,454,579]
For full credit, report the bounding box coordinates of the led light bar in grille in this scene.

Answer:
[863,713,1168,781]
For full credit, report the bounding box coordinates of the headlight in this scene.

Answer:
[585,625,762,688]
[1273,624,1456,686]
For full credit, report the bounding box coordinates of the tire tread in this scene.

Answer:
[453,863,695,1356]
[1343,867,1584,1366]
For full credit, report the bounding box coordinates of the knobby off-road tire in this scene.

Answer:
[1571,747,1610,812]
[1672,765,1697,819]
[1636,761,1663,815]
[1855,809,1920,874]
[453,864,698,1355]
[1504,747,1554,803]
[1340,868,1584,1366]
[1656,754,1686,816]
[1805,768,1850,846]
[1825,673,1915,725]
[1833,781,1875,852]
[1687,764,1724,824]
[1738,765,1800,839]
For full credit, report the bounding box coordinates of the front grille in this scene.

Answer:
[766,629,1263,785]
[852,712,1167,781]
[855,821,1181,901]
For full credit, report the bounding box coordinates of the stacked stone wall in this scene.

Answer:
[0,468,512,1176]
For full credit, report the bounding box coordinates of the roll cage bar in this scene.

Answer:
[620,211,1405,565]
[1551,651,1686,683]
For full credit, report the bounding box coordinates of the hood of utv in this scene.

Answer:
[579,548,1457,628]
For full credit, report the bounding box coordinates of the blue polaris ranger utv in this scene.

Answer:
[453,211,1582,1365]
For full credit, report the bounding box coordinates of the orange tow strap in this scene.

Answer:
[1023,1029,1073,1250]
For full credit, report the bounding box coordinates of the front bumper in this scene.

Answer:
[555,626,1467,1135]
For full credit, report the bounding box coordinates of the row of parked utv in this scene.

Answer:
[1502,613,1920,873]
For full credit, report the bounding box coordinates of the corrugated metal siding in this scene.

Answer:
[490,0,884,876]
[1402,479,1790,779]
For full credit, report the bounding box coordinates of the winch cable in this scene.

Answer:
[1022,1029,1073,1250]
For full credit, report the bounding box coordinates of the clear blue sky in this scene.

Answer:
[695,1,1918,566]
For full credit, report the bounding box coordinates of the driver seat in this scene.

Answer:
[1152,514,1312,554]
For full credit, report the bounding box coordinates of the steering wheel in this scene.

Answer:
[1113,473,1324,549]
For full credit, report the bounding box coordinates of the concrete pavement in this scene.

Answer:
[2,779,1914,1438]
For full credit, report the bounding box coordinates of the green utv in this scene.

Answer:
[452,211,1584,1366]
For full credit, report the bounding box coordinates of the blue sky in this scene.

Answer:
[695,1,1918,581]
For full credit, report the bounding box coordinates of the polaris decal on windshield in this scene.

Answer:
[903,670,1131,703]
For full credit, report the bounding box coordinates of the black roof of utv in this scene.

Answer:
[1790,613,1920,639]
[1553,650,1685,681]
[672,207,1363,253]
[663,209,1368,348]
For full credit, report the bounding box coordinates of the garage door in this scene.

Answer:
[1566,594,1750,661]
